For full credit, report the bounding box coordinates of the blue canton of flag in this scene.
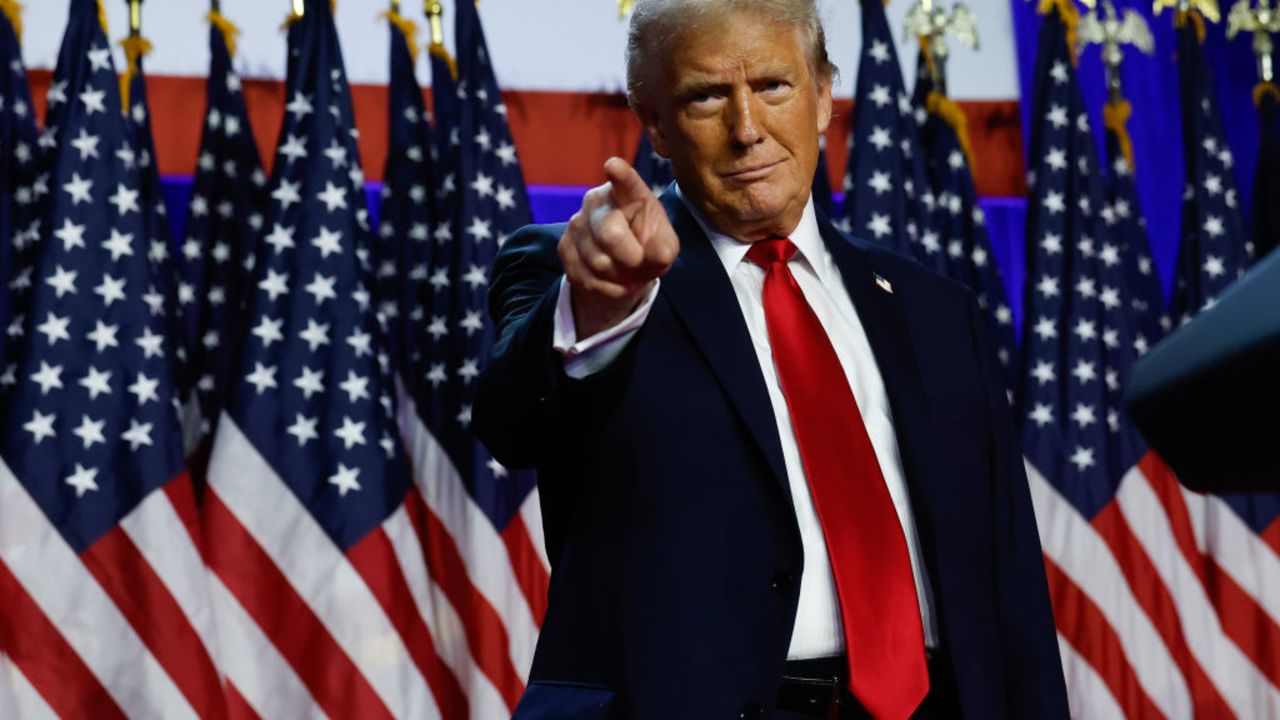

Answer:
[212,0,408,563]
[0,3,40,365]
[377,10,435,375]
[119,33,202,448]
[0,1,225,715]
[427,21,457,225]
[911,50,1018,383]
[1019,2,1145,531]
[419,0,533,522]
[178,13,267,448]
[120,43,174,313]
[1100,100,1168,353]
[1171,12,1251,324]
[840,0,939,264]
[1,0,191,572]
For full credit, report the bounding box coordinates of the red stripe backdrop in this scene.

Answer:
[25,70,1028,198]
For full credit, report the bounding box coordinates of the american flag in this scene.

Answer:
[201,1,463,716]
[1,1,40,366]
[119,28,205,458]
[394,0,550,714]
[377,8,434,375]
[176,13,267,454]
[1019,4,1280,717]
[840,0,939,266]
[427,16,457,172]
[911,50,1018,383]
[1099,98,1168,355]
[0,1,225,716]
[1171,11,1251,324]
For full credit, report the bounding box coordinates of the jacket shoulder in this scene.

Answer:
[498,222,567,263]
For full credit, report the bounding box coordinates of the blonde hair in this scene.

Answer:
[625,0,836,108]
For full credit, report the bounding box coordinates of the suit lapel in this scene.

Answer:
[657,192,790,491]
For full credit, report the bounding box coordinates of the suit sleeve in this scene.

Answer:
[968,297,1071,718]
[474,224,644,470]
[473,225,568,468]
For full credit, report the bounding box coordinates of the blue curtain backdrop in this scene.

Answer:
[1012,0,1274,304]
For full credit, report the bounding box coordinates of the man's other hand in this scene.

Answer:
[558,156,680,338]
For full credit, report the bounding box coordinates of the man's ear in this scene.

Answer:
[639,105,671,158]
[816,71,834,135]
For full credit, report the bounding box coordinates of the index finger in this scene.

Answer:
[602,156,655,213]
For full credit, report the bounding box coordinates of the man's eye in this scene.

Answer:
[689,92,714,104]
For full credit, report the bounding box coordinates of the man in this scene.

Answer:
[475,1,1069,717]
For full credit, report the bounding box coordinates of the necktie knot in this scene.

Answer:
[745,238,797,268]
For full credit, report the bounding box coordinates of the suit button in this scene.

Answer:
[770,571,795,594]
[739,702,765,719]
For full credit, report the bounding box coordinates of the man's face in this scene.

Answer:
[642,10,833,242]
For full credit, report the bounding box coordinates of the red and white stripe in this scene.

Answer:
[394,386,551,715]
[0,457,223,719]
[205,415,456,719]
[1028,452,1280,719]
[1,652,57,720]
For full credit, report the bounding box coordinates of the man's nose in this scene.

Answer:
[727,88,764,147]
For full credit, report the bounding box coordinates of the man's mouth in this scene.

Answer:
[723,159,784,181]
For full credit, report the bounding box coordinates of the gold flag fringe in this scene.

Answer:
[927,91,977,174]
[1103,99,1137,174]
[918,34,940,85]
[96,0,109,35]
[118,34,152,112]
[0,0,22,43]
[1175,9,1208,44]
[381,9,420,64]
[283,0,336,29]
[1037,0,1081,66]
[429,42,457,81]
[1254,81,1280,107]
[207,10,241,57]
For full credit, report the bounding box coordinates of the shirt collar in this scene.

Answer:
[674,183,823,277]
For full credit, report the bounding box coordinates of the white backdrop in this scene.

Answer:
[19,0,1020,100]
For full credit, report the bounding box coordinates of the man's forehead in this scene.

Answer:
[663,14,808,75]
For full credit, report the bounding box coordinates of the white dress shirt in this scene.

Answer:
[551,188,938,659]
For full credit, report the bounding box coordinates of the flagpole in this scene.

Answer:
[425,0,457,80]
[119,0,150,110]
[426,0,445,46]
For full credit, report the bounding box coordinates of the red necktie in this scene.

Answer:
[746,239,928,720]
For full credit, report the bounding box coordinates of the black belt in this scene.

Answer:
[775,652,943,719]
[775,655,847,718]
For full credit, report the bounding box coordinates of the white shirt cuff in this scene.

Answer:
[552,277,660,379]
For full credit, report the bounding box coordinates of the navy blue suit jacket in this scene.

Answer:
[474,192,1069,719]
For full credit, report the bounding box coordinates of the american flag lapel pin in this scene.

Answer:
[875,274,893,294]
